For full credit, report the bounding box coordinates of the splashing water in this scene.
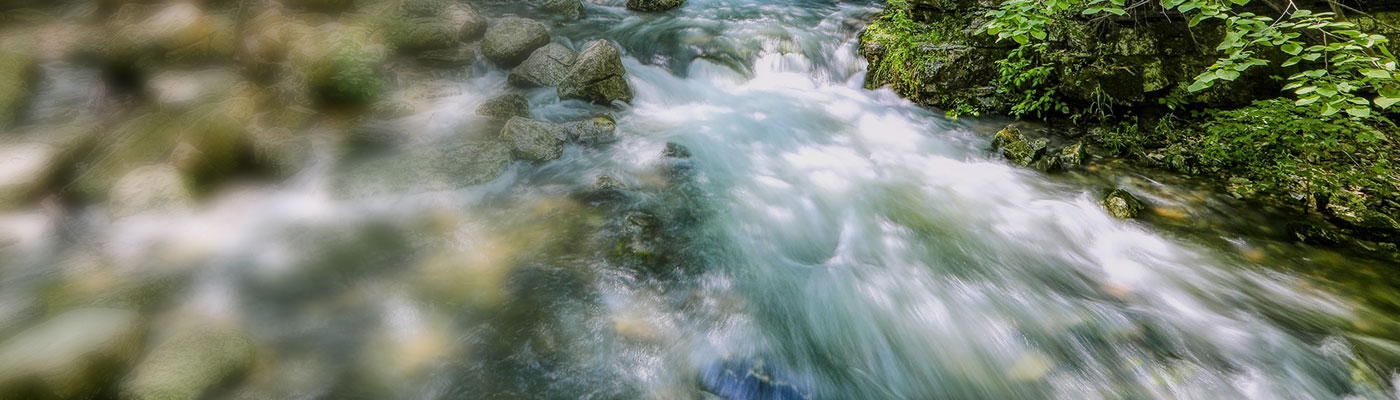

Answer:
[3,0,1399,399]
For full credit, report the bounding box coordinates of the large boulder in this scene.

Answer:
[480,17,550,67]
[627,0,685,11]
[451,4,488,40]
[1102,189,1145,219]
[508,43,577,88]
[475,93,530,120]
[121,325,255,400]
[102,3,236,74]
[0,308,145,399]
[557,40,633,105]
[385,4,484,54]
[500,117,566,161]
[0,45,36,129]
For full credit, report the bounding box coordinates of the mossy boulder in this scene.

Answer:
[480,17,551,67]
[1101,189,1144,219]
[509,43,578,88]
[0,308,145,399]
[500,117,566,161]
[101,4,236,75]
[993,127,1046,167]
[475,93,530,120]
[121,326,255,400]
[626,0,685,12]
[558,40,633,105]
[1059,141,1086,167]
[290,23,389,107]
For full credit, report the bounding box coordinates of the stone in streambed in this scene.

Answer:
[107,164,193,220]
[480,17,550,67]
[627,0,685,12]
[544,0,583,19]
[558,40,633,105]
[475,93,530,120]
[0,308,145,399]
[121,326,255,400]
[1059,140,1087,167]
[1101,189,1144,219]
[500,117,565,161]
[0,142,61,209]
[509,43,577,88]
[557,117,617,145]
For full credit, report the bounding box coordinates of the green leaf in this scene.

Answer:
[1281,42,1302,55]
[1216,69,1241,81]
[1361,69,1392,80]
[1030,30,1047,40]
[1346,107,1371,118]
[1376,95,1400,109]
[1281,56,1302,67]
[1295,95,1320,106]
[1187,79,1213,92]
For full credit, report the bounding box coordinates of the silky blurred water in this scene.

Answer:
[3,0,1400,399]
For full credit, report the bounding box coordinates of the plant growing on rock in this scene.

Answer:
[978,0,1400,119]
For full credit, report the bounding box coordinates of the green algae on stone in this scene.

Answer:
[1102,189,1144,219]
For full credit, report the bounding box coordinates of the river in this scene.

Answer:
[3,0,1400,399]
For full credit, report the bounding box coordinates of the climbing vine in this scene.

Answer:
[978,0,1400,118]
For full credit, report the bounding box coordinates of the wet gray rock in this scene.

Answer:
[544,0,584,18]
[121,325,255,400]
[481,17,551,67]
[627,0,685,11]
[1102,189,1144,219]
[388,18,460,53]
[449,4,488,41]
[663,142,691,159]
[0,308,145,399]
[500,117,566,161]
[476,93,530,120]
[557,117,617,145]
[509,43,578,88]
[558,40,633,105]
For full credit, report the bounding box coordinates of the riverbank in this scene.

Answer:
[860,0,1400,261]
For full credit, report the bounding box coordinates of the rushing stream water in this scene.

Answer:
[4,0,1400,399]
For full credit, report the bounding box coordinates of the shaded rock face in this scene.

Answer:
[476,93,530,120]
[1102,189,1145,219]
[0,308,145,400]
[509,43,578,88]
[481,17,551,67]
[627,0,685,12]
[557,40,633,105]
[121,326,255,400]
[500,117,566,161]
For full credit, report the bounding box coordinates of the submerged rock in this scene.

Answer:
[500,117,566,161]
[627,0,685,12]
[340,139,514,195]
[417,46,476,68]
[558,40,633,105]
[509,43,578,88]
[663,142,692,159]
[480,17,551,67]
[0,308,145,399]
[121,325,255,400]
[1101,189,1144,219]
[476,93,530,120]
